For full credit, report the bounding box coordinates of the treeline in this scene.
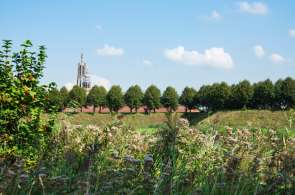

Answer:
[48,77,295,113]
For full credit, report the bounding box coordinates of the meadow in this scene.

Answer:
[2,110,295,194]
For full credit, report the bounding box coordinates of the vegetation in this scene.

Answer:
[1,113,294,194]
[106,85,124,113]
[86,85,107,112]
[124,85,144,113]
[161,86,179,112]
[47,87,63,111]
[143,85,161,113]
[179,87,197,112]
[230,80,253,109]
[46,78,295,114]
[0,40,55,166]
[68,85,86,112]
[59,86,69,110]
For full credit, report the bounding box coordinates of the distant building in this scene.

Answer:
[76,53,91,91]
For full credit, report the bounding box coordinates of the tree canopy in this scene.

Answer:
[143,85,161,112]
[124,85,144,112]
[106,85,124,112]
[179,87,197,112]
[161,86,179,112]
[87,85,107,112]
[68,85,86,111]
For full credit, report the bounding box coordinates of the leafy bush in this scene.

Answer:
[0,40,55,166]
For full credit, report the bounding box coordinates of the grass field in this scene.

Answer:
[4,110,295,194]
[62,109,295,130]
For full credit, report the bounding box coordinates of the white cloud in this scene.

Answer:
[164,46,234,69]
[143,59,153,66]
[96,45,124,56]
[239,2,268,15]
[269,53,285,64]
[89,74,111,89]
[289,29,295,38]
[209,10,222,20]
[253,45,265,58]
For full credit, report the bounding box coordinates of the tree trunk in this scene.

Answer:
[99,106,102,113]
[153,108,156,113]
[130,107,132,113]
[185,107,188,113]
[93,106,95,113]
[135,107,138,113]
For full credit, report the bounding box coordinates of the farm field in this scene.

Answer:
[63,109,294,130]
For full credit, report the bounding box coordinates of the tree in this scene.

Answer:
[161,86,179,112]
[124,85,144,113]
[48,87,63,111]
[210,82,231,111]
[68,85,86,112]
[143,85,161,113]
[275,77,295,109]
[197,85,211,111]
[252,79,275,109]
[86,85,107,113]
[60,86,69,111]
[179,87,197,112]
[230,80,253,109]
[274,79,285,109]
[197,82,231,111]
[106,85,124,113]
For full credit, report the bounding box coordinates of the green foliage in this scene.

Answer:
[252,79,275,109]
[86,85,107,112]
[124,85,144,112]
[59,86,69,110]
[196,85,211,111]
[230,80,253,109]
[0,40,55,165]
[161,86,179,112]
[106,85,124,112]
[275,77,295,109]
[198,82,231,111]
[143,85,161,112]
[47,86,63,111]
[179,87,197,112]
[68,85,86,110]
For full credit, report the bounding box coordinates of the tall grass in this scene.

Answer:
[1,113,294,194]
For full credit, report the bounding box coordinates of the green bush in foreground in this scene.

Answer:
[0,40,55,166]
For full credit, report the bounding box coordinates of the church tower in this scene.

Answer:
[76,53,91,90]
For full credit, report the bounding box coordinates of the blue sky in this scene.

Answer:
[1,0,295,92]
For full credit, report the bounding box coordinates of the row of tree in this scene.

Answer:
[48,77,295,113]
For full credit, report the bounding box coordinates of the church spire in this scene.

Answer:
[81,53,84,64]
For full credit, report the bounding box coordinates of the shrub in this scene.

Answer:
[0,40,55,165]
